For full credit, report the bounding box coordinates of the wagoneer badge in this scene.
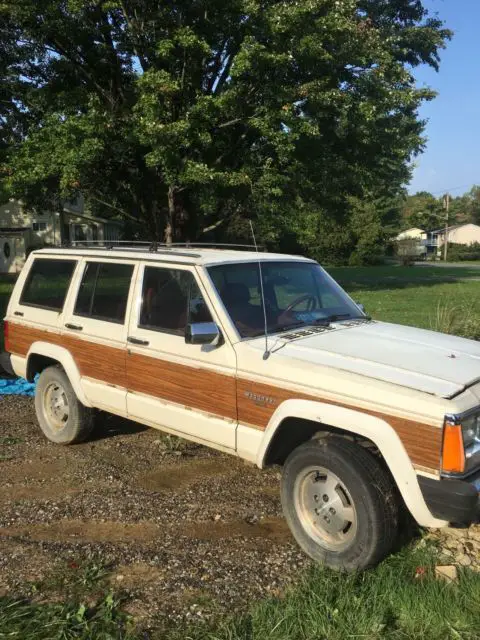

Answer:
[244,391,276,407]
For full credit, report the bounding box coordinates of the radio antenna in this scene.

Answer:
[249,220,270,360]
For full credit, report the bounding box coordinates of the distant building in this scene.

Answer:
[396,227,427,241]
[0,197,123,273]
[396,223,480,258]
[427,223,480,250]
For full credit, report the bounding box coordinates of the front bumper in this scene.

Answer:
[418,471,480,525]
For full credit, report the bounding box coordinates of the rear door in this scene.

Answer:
[6,256,79,377]
[62,258,137,414]
[125,262,237,449]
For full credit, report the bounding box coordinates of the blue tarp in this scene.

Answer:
[0,377,36,396]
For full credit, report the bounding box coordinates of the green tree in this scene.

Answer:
[1,1,451,245]
[401,191,444,230]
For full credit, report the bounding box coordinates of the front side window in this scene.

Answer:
[208,261,363,338]
[139,267,213,336]
[20,258,77,311]
[74,261,134,323]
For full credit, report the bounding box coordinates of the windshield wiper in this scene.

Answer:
[272,321,309,334]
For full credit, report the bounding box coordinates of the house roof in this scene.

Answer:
[429,223,480,234]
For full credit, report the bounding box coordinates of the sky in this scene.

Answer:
[408,0,480,196]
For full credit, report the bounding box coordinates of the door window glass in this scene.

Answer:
[139,267,213,335]
[20,259,77,311]
[74,261,134,324]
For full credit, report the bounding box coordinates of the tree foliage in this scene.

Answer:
[400,186,480,234]
[1,0,451,248]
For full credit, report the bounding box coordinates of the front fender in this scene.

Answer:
[27,342,91,407]
[257,399,447,528]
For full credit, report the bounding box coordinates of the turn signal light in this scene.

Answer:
[3,320,9,353]
[442,423,465,474]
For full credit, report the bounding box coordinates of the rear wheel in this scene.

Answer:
[281,436,399,571]
[35,365,94,444]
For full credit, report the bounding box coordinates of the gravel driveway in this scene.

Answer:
[0,396,478,628]
[0,397,309,626]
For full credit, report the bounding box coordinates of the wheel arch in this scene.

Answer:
[26,342,91,407]
[256,398,446,528]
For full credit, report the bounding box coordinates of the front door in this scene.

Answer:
[126,263,237,450]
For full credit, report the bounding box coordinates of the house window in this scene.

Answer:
[74,261,134,324]
[73,224,87,242]
[32,222,47,232]
[20,259,77,311]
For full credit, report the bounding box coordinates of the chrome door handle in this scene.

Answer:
[127,336,149,346]
[14,311,24,317]
[65,323,83,331]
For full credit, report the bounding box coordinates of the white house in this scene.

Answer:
[396,227,427,242]
[428,223,480,249]
[0,198,123,273]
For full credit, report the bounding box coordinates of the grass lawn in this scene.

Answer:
[330,265,480,334]
[0,265,479,638]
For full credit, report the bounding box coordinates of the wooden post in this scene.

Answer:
[443,193,450,261]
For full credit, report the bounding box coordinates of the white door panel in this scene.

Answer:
[126,262,237,449]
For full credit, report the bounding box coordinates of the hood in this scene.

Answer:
[266,321,480,398]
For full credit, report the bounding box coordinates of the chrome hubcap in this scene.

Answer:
[294,466,357,551]
[43,382,69,430]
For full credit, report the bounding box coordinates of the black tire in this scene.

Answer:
[281,436,399,571]
[35,365,94,444]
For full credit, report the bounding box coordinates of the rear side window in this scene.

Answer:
[20,259,76,311]
[74,261,134,324]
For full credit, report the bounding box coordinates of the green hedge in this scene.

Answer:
[447,242,480,261]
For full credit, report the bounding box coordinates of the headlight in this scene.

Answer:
[462,413,480,450]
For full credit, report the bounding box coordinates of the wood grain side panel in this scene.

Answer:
[126,352,237,420]
[8,323,63,355]
[8,323,126,388]
[237,378,442,469]
[62,335,126,388]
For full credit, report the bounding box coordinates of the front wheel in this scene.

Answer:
[281,436,399,571]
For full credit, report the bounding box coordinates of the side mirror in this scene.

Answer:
[356,302,366,314]
[185,322,221,345]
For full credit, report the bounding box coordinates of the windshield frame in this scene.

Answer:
[205,259,366,341]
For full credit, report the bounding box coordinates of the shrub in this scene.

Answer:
[446,242,480,262]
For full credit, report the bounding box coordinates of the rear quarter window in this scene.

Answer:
[20,258,77,311]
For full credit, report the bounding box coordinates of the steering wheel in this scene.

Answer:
[284,294,318,314]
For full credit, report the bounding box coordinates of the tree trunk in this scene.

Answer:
[165,186,175,245]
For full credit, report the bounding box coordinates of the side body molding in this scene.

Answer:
[256,399,447,528]
[26,341,92,407]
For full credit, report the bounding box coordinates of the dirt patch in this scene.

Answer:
[182,517,292,544]
[136,457,235,491]
[111,562,167,589]
[1,458,71,483]
[0,520,162,544]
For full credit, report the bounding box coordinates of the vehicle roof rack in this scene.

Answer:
[59,241,263,252]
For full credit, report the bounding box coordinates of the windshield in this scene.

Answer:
[208,261,364,338]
